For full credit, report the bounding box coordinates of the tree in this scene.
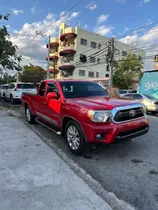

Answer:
[19,64,46,83]
[0,14,22,72]
[113,54,143,89]
[0,73,16,84]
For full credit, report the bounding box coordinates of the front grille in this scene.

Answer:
[113,107,144,122]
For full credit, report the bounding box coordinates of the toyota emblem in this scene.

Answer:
[129,109,136,117]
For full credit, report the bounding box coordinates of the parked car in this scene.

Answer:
[22,80,149,155]
[0,84,9,99]
[5,83,36,104]
[123,93,158,114]
[119,89,137,97]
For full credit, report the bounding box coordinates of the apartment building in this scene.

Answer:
[46,23,145,80]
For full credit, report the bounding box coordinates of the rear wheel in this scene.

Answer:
[10,95,14,104]
[65,120,86,155]
[25,105,35,124]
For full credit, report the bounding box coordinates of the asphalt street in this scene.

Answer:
[1,100,158,210]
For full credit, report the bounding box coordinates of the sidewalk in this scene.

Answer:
[0,109,112,210]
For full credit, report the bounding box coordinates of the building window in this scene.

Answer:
[80,54,87,63]
[96,72,99,78]
[89,56,96,63]
[122,51,127,56]
[98,43,101,49]
[79,69,85,76]
[91,41,97,48]
[105,74,109,78]
[80,38,87,46]
[88,71,94,77]
[97,58,100,64]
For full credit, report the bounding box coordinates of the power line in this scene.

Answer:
[40,0,84,34]
[117,21,158,39]
[17,0,85,54]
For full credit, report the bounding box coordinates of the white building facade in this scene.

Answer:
[47,23,145,81]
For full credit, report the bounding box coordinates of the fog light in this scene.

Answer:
[96,134,102,139]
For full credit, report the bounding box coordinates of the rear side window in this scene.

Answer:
[119,90,127,94]
[39,82,46,96]
[8,84,15,89]
[17,84,35,89]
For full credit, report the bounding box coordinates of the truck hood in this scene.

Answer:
[67,96,141,110]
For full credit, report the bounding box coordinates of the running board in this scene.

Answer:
[35,118,62,135]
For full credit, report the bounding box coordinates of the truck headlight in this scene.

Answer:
[88,110,112,122]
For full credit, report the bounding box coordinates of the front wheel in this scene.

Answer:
[65,120,86,155]
[25,105,35,124]
[151,111,158,115]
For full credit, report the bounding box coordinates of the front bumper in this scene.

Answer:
[82,117,149,144]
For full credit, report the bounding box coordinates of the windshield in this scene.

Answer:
[17,84,35,89]
[60,81,107,99]
[144,94,157,100]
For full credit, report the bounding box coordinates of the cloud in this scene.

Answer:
[139,0,151,6]
[31,6,36,14]
[97,14,109,24]
[12,8,24,16]
[70,12,80,18]
[116,0,127,3]
[119,25,158,71]
[94,25,113,36]
[85,2,97,10]
[144,0,150,3]
[9,12,79,68]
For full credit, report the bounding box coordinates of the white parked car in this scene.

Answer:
[5,83,37,104]
[119,89,137,97]
[0,84,9,98]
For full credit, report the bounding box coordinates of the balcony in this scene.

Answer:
[46,54,58,61]
[48,67,59,75]
[59,44,76,56]
[46,37,59,48]
[59,60,75,71]
[60,27,77,41]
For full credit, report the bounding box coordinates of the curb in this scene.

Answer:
[7,108,136,210]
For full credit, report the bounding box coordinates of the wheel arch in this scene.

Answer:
[62,116,87,142]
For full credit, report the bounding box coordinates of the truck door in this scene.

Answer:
[35,81,50,122]
[45,82,61,127]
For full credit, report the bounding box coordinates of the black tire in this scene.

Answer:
[4,94,7,102]
[25,105,35,124]
[65,120,86,155]
[151,111,158,115]
[10,95,14,104]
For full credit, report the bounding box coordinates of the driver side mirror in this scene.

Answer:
[47,92,58,100]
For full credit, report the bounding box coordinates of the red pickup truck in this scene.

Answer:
[22,80,149,155]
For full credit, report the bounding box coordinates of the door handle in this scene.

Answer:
[42,101,47,104]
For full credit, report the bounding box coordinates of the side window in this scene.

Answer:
[9,84,15,89]
[135,94,143,100]
[47,83,57,95]
[39,82,46,96]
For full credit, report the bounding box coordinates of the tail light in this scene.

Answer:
[14,86,18,91]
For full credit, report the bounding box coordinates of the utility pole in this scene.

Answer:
[36,31,51,80]
[109,37,115,88]
[53,57,56,79]
[47,35,51,79]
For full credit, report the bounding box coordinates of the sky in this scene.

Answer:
[0,0,157,73]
